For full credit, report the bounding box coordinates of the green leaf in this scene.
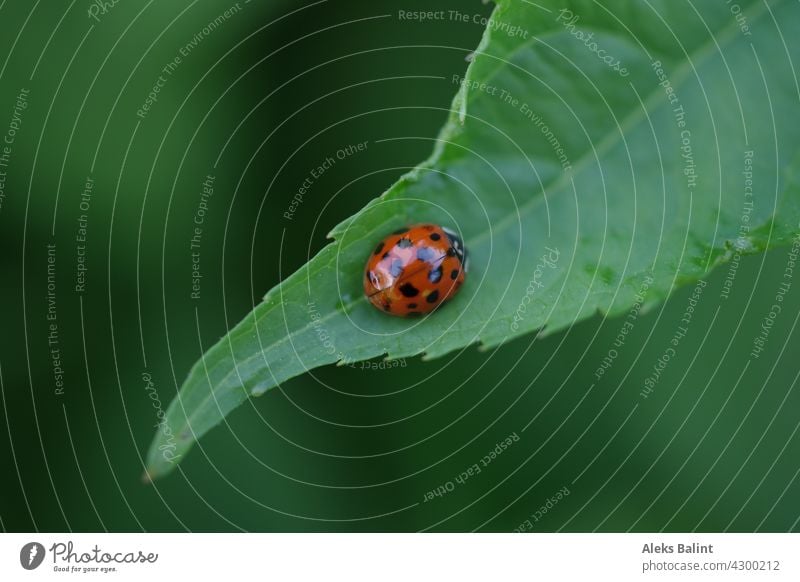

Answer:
[146,0,800,479]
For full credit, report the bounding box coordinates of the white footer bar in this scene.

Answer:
[1,533,797,581]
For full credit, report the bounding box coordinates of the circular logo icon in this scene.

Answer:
[19,542,45,570]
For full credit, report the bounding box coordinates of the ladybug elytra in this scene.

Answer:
[363,223,468,317]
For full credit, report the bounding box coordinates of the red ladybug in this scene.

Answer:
[364,223,468,317]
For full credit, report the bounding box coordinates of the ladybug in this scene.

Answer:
[364,223,468,317]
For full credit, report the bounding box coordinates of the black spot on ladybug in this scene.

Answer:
[383,303,391,311]
[430,232,441,241]
[407,303,417,309]
[392,227,408,235]
[416,246,437,262]
[374,242,384,255]
[429,266,443,283]
[450,268,460,280]
[399,282,419,297]
[443,229,466,258]
[389,259,404,278]
[426,290,440,304]
[397,237,413,249]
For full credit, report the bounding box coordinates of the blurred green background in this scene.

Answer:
[0,0,798,532]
